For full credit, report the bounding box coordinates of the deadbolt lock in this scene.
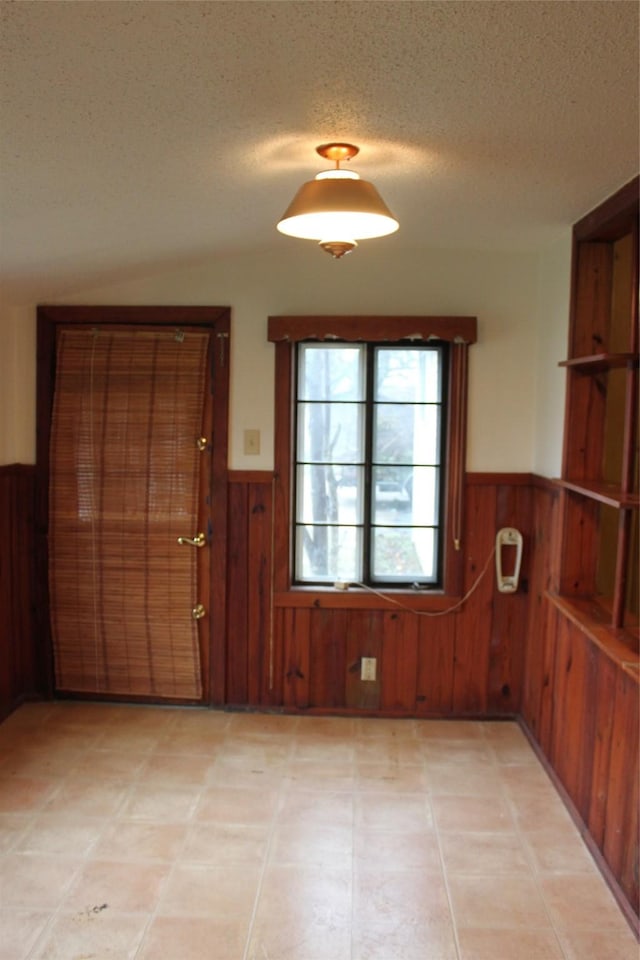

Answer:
[192,603,206,620]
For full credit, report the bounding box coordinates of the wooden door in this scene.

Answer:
[37,306,230,704]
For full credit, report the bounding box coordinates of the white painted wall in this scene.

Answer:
[532,232,572,478]
[0,238,570,474]
[0,304,36,465]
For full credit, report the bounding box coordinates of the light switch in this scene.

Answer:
[244,429,260,455]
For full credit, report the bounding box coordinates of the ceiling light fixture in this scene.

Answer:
[276,143,399,259]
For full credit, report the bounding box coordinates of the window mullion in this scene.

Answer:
[362,345,375,583]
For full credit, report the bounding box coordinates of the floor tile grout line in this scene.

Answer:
[129,771,203,959]
[495,728,581,958]
[349,739,357,960]
[9,707,136,960]
[239,722,298,960]
[501,777,577,960]
[130,708,271,959]
[494,737,588,960]
[19,726,105,960]
[18,703,180,960]
[428,728,562,959]
[428,754,470,960]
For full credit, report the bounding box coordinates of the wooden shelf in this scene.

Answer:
[555,479,640,508]
[559,352,638,372]
[547,592,640,669]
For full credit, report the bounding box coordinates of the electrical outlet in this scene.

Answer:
[361,657,377,682]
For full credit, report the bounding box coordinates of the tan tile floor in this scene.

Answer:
[0,702,637,959]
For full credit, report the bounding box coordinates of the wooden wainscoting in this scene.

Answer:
[226,471,275,707]
[0,464,41,720]
[522,477,639,929]
[225,470,533,717]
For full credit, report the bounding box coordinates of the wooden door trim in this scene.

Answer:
[36,305,231,707]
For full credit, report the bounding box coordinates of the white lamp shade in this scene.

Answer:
[277,178,399,241]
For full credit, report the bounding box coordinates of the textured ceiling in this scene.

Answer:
[1,0,638,299]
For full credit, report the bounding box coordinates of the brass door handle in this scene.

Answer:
[177,532,206,547]
[192,603,206,620]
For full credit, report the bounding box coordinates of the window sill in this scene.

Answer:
[547,592,640,679]
[273,587,459,612]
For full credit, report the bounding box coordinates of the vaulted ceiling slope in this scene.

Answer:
[1,0,638,299]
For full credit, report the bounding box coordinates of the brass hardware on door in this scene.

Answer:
[192,603,206,620]
[177,532,206,547]
[197,436,208,452]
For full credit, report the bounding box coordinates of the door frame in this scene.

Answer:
[36,305,231,706]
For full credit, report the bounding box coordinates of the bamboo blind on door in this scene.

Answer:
[49,327,209,699]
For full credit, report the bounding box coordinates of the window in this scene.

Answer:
[294,341,446,586]
[269,316,477,597]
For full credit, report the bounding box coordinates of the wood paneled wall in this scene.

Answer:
[0,465,41,720]
[523,478,639,927]
[226,471,274,707]
[226,471,533,715]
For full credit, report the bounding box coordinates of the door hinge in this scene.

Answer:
[216,331,229,367]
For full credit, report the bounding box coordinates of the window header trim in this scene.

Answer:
[268,315,477,345]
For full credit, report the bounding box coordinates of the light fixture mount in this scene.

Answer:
[320,240,357,258]
[276,142,398,259]
[315,142,359,165]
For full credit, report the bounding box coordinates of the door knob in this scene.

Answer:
[192,603,206,620]
[177,532,206,547]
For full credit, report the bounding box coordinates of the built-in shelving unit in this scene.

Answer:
[555,177,639,641]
